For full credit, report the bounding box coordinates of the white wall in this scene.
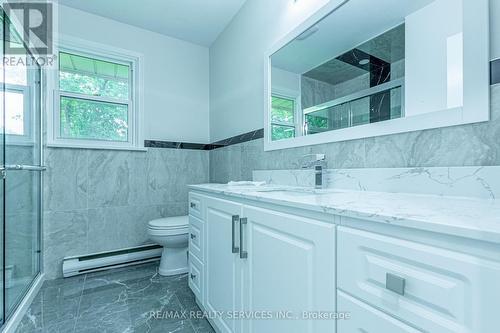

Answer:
[58,5,210,143]
[271,67,300,97]
[55,0,500,144]
[210,0,500,142]
[404,0,463,116]
[209,0,334,141]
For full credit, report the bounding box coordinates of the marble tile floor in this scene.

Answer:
[14,263,215,333]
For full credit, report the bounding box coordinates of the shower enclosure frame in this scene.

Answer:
[0,7,45,330]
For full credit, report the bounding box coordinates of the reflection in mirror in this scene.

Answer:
[270,0,464,141]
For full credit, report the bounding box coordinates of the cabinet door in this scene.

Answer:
[241,205,336,333]
[205,197,243,333]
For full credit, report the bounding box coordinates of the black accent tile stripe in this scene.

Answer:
[144,140,222,150]
[492,58,500,85]
[211,129,264,147]
[144,129,264,150]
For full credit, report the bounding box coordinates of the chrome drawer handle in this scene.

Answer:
[386,273,405,296]
[190,202,196,208]
[239,217,248,259]
[190,234,196,239]
[190,273,196,280]
[232,215,239,253]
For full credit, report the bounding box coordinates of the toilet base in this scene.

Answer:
[158,246,188,276]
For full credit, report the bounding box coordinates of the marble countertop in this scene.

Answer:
[189,183,500,244]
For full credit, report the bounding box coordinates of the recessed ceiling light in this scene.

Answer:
[359,59,370,65]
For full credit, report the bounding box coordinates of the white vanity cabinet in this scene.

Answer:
[188,192,336,333]
[189,189,500,333]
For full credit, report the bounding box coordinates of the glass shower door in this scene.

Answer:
[0,9,4,322]
[1,10,43,321]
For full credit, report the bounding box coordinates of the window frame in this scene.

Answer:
[270,90,301,141]
[47,36,145,151]
[0,65,36,146]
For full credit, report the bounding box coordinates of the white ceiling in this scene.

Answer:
[56,0,247,46]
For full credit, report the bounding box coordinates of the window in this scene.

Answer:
[0,41,31,143]
[52,45,141,150]
[305,113,328,134]
[271,95,296,141]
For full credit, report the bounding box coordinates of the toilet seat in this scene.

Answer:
[147,216,189,236]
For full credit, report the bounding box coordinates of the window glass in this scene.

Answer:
[0,40,28,137]
[59,96,128,141]
[0,91,25,135]
[58,51,132,142]
[271,95,295,123]
[271,124,295,141]
[271,95,296,141]
[59,52,129,100]
[0,63,27,85]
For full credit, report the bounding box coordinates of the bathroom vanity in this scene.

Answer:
[188,183,500,333]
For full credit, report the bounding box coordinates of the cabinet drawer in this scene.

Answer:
[189,193,203,219]
[338,226,500,333]
[338,291,422,333]
[189,215,204,262]
[188,253,204,303]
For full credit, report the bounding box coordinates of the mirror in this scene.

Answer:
[266,0,489,149]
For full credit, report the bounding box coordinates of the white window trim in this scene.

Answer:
[46,35,145,151]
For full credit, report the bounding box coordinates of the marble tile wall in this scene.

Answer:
[253,166,500,199]
[301,76,337,109]
[210,85,500,183]
[301,72,371,109]
[43,147,209,279]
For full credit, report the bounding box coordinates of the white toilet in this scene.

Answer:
[147,216,189,276]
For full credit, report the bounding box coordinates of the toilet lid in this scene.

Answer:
[148,216,189,229]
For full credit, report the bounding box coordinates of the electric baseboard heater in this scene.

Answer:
[62,244,162,277]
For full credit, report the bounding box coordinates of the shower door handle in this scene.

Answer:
[0,165,47,172]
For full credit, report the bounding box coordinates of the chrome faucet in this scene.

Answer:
[301,154,327,189]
